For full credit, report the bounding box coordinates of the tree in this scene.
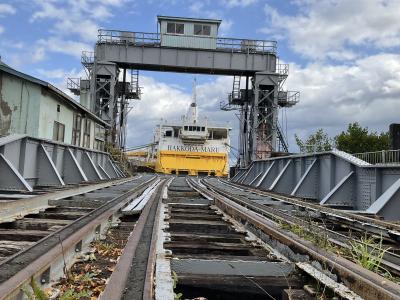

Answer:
[295,129,333,153]
[335,122,389,154]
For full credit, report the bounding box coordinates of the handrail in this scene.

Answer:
[353,149,400,165]
[97,29,277,54]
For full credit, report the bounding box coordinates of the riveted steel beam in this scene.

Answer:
[0,154,33,192]
[37,144,65,187]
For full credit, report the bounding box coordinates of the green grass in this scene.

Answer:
[348,234,391,275]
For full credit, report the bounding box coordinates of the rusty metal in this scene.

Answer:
[0,176,139,223]
[226,179,400,235]
[163,177,301,300]
[190,179,400,300]
[0,175,156,299]
[100,179,165,300]
[205,179,400,276]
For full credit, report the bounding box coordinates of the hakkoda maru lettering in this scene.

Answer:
[167,145,218,152]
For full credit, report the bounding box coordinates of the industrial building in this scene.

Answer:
[0,60,108,151]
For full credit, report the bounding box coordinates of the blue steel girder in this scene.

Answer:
[0,154,33,192]
[0,135,124,192]
[37,144,65,187]
[95,43,277,76]
[231,149,400,220]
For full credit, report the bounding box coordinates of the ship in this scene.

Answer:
[151,80,231,177]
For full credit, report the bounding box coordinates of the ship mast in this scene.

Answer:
[187,77,198,123]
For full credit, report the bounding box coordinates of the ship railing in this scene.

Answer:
[353,149,400,165]
[98,29,277,54]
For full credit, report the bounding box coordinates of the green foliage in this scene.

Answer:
[295,129,333,153]
[22,277,49,300]
[335,122,389,153]
[59,289,91,300]
[348,234,390,275]
[172,271,183,300]
[295,123,389,154]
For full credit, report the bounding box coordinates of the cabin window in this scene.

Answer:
[165,130,172,137]
[167,22,184,34]
[53,121,65,142]
[184,126,188,130]
[72,114,82,146]
[201,127,205,131]
[194,24,211,36]
[212,130,228,140]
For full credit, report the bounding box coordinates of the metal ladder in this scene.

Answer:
[130,69,140,98]
[231,75,241,101]
[277,124,289,152]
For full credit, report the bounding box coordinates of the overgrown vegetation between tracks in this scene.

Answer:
[21,221,131,300]
[278,219,398,282]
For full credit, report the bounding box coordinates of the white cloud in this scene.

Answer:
[36,38,92,59]
[220,0,257,8]
[37,68,73,79]
[31,1,98,42]
[262,0,400,60]
[0,4,16,15]
[219,20,233,36]
[35,67,87,99]
[284,53,400,150]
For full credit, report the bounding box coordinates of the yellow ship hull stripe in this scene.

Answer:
[155,150,229,177]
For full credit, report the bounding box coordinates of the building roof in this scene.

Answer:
[157,15,222,26]
[0,63,109,127]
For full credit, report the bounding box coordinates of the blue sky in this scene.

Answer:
[1,0,400,159]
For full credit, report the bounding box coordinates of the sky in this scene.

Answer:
[1,0,400,159]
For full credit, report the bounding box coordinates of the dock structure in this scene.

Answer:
[1,14,400,300]
[69,15,298,165]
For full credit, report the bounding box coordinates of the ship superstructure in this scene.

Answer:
[153,81,230,176]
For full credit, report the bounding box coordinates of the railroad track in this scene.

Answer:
[0,174,157,299]
[160,177,303,299]
[202,177,400,277]
[1,174,400,300]
[195,177,400,300]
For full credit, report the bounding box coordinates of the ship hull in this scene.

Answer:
[155,150,229,177]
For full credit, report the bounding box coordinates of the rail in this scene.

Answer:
[196,178,400,300]
[97,29,277,54]
[353,149,400,165]
[0,175,157,299]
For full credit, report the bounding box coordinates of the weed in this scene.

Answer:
[59,289,91,300]
[21,277,49,300]
[347,234,391,275]
[172,271,183,300]
[80,272,96,283]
